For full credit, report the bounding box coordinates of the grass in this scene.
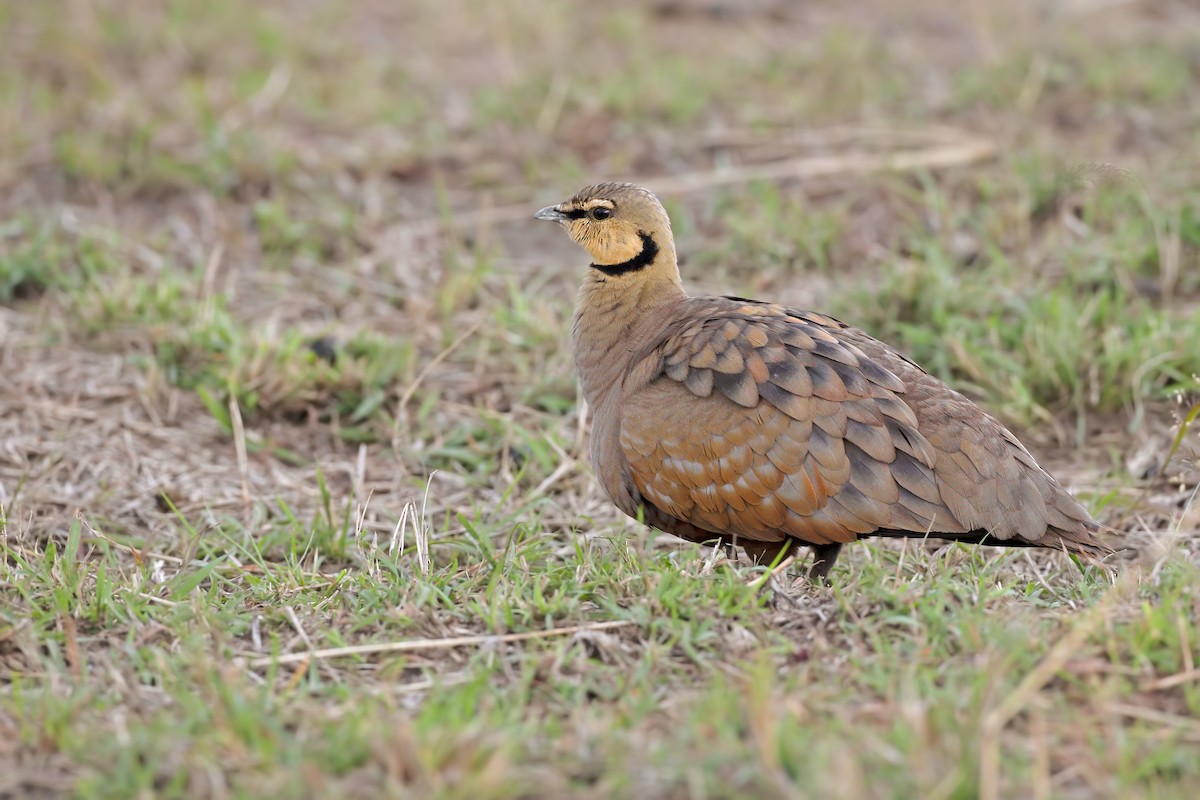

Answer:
[2,0,1199,797]
[5,516,1198,797]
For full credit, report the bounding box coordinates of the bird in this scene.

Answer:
[535,182,1112,580]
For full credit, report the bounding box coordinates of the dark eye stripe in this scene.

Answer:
[563,209,588,220]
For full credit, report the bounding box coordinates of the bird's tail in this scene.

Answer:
[867,522,1117,559]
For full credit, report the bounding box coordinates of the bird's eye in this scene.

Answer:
[590,207,612,221]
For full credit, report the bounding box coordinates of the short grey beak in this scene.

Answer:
[534,205,568,222]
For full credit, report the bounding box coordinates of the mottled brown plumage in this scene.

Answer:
[535,182,1112,579]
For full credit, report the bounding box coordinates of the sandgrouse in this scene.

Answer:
[536,182,1111,579]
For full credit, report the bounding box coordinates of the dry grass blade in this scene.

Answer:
[244,620,635,668]
[746,554,797,590]
[406,130,997,233]
[978,575,1134,800]
[1103,703,1200,738]
[392,319,485,439]
[1140,667,1200,692]
[649,135,998,195]
[228,394,251,518]
[414,473,434,578]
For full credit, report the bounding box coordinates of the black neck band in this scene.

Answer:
[591,232,658,277]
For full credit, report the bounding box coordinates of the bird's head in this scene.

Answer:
[534,182,675,277]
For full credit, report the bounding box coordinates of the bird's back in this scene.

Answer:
[605,295,1107,557]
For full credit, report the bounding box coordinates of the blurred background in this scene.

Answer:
[2,0,1196,518]
[1,1,1199,795]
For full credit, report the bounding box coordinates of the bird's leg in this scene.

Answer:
[807,543,843,582]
